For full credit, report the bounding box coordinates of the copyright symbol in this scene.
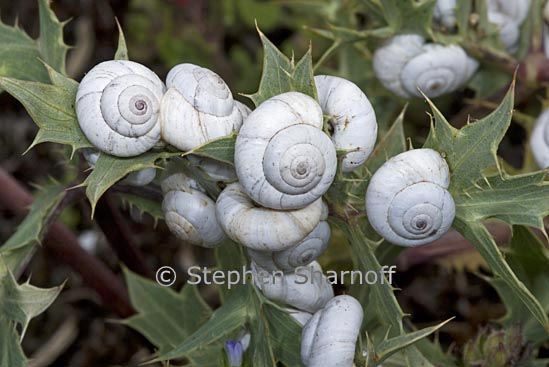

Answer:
[156,266,176,287]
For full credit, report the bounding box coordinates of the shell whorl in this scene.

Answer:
[216,183,323,251]
[531,108,549,169]
[252,261,334,313]
[373,35,478,98]
[247,202,330,273]
[76,60,165,157]
[235,92,337,210]
[365,149,456,247]
[160,64,243,151]
[161,173,226,247]
[314,75,378,172]
[301,295,363,367]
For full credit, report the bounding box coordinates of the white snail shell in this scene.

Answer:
[160,64,243,151]
[216,183,322,251]
[76,60,165,157]
[235,101,252,132]
[487,0,531,25]
[82,148,156,186]
[252,261,334,313]
[487,11,520,53]
[235,92,337,210]
[161,173,226,247]
[187,155,237,181]
[373,35,478,98]
[531,108,549,169]
[434,0,457,28]
[314,75,378,172]
[365,149,456,247]
[301,295,363,367]
[247,201,330,272]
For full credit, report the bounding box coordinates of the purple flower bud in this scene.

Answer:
[224,340,244,367]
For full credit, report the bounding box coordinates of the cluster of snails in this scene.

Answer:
[374,0,531,99]
[75,59,458,366]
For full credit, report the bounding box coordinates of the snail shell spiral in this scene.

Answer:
[365,149,456,247]
[161,173,226,247]
[252,261,334,313]
[76,60,165,157]
[314,75,378,172]
[216,183,322,251]
[247,201,330,272]
[235,92,337,210]
[160,64,243,151]
[530,108,549,169]
[373,35,478,98]
[301,295,363,367]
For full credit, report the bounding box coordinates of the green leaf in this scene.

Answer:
[114,18,129,61]
[0,0,68,88]
[0,68,91,155]
[424,81,549,333]
[249,304,277,367]
[214,241,247,301]
[247,26,316,106]
[376,0,437,37]
[122,269,212,355]
[183,135,237,166]
[263,303,305,367]
[375,319,452,363]
[0,317,26,367]
[0,182,65,274]
[153,285,251,362]
[423,81,515,192]
[37,0,69,75]
[119,193,164,225]
[0,269,62,339]
[82,151,178,216]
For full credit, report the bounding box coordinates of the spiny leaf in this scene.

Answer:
[375,319,452,363]
[37,0,69,75]
[0,72,91,155]
[0,269,63,339]
[152,285,251,362]
[114,18,129,61]
[0,317,26,367]
[0,182,66,275]
[183,135,237,166]
[82,151,178,216]
[263,303,305,367]
[119,193,163,225]
[423,81,515,192]
[375,0,437,37]
[247,26,316,106]
[122,269,212,355]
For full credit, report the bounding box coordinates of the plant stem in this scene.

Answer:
[94,192,154,279]
[0,167,134,318]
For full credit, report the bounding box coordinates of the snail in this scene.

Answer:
[216,183,322,251]
[81,148,156,186]
[301,295,363,367]
[365,149,456,247]
[76,60,165,157]
[373,35,478,98]
[434,0,457,28]
[247,201,330,272]
[530,108,549,169]
[161,173,226,247]
[235,101,252,131]
[486,0,530,53]
[235,92,337,210]
[160,63,243,151]
[252,261,334,313]
[314,75,378,172]
[487,0,531,25]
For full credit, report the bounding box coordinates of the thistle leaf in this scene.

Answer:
[0,317,26,367]
[375,0,437,37]
[247,26,316,106]
[37,0,69,75]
